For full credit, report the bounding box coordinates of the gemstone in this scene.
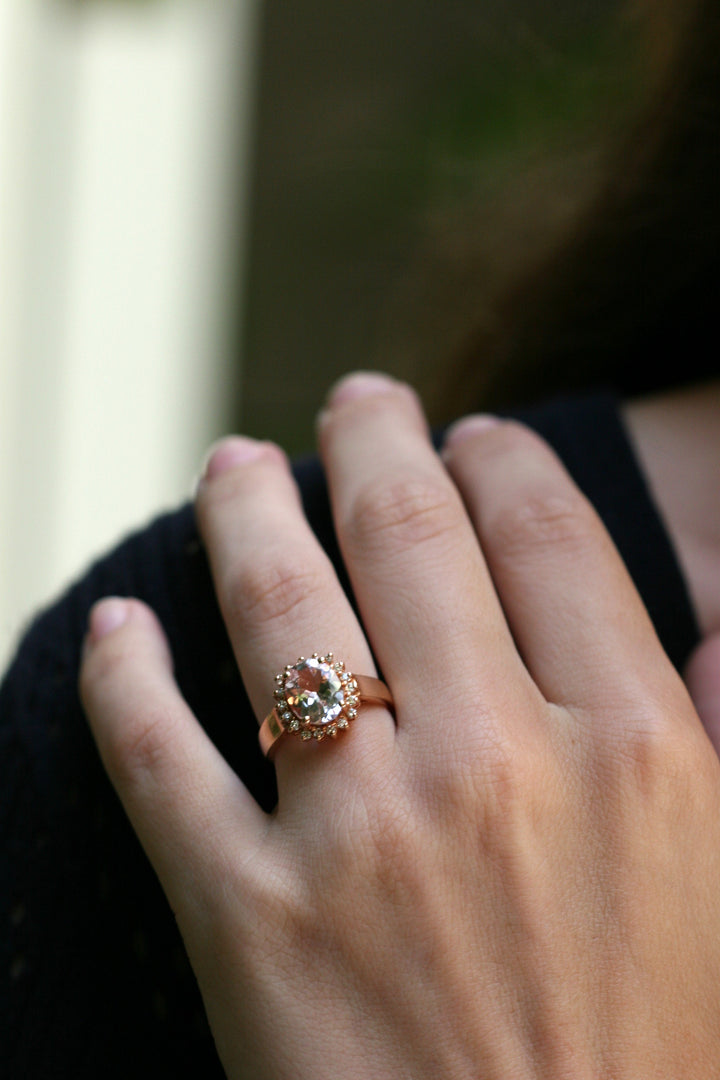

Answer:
[284,658,345,726]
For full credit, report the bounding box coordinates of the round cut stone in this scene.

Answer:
[284,658,345,726]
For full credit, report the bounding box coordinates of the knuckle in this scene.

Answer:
[106,704,178,791]
[366,793,418,868]
[436,723,555,839]
[619,712,712,799]
[225,554,328,629]
[344,475,460,558]
[321,776,422,899]
[491,489,597,563]
[479,739,545,825]
[357,798,428,907]
[599,678,719,813]
[473,722,567,843]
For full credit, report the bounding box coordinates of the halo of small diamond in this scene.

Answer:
[274,653,359,743]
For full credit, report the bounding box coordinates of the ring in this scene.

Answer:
[259,652,393,758]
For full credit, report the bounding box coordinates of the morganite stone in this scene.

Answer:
[284,659,344,725]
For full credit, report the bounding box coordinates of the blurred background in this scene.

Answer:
[0,0,664,666]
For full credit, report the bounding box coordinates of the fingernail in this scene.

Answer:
[326,371,399,409]
[201,436,267,483]
[442,414,501,452]
[88,598,130,643]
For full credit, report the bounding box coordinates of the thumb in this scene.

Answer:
[684,633,720,759]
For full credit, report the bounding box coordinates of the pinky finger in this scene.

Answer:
[685,634,720,761]
[79,597,266,920]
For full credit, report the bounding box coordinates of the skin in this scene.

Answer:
[622,379,720,747]
[622,379,720,641]
[80,372,720,1078]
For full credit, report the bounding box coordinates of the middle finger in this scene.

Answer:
[318,373,536,735]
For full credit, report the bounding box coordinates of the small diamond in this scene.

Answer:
[288,719,300,732]
[337,717,349,729]
[300,731,312,741]
[327,723,338,737]
[347,709,357,719]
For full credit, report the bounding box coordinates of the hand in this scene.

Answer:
[80,373,720,1078]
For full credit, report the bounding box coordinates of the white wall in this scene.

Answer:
[0,0,259,667]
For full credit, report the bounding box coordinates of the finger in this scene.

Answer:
[194,437,394,794]
[442,416,685,714]
[685,634,720,757]
[79,597,265,917]
[317,374,536,736]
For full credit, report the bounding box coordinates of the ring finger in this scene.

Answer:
[194,436,395,798]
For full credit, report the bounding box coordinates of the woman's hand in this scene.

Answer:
[80,373,720,1078]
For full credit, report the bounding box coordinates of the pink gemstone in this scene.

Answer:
[284,658,344,725]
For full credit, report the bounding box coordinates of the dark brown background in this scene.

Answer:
[238,1,651,453]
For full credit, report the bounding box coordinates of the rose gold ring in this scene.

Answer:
[259,652,393,759]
